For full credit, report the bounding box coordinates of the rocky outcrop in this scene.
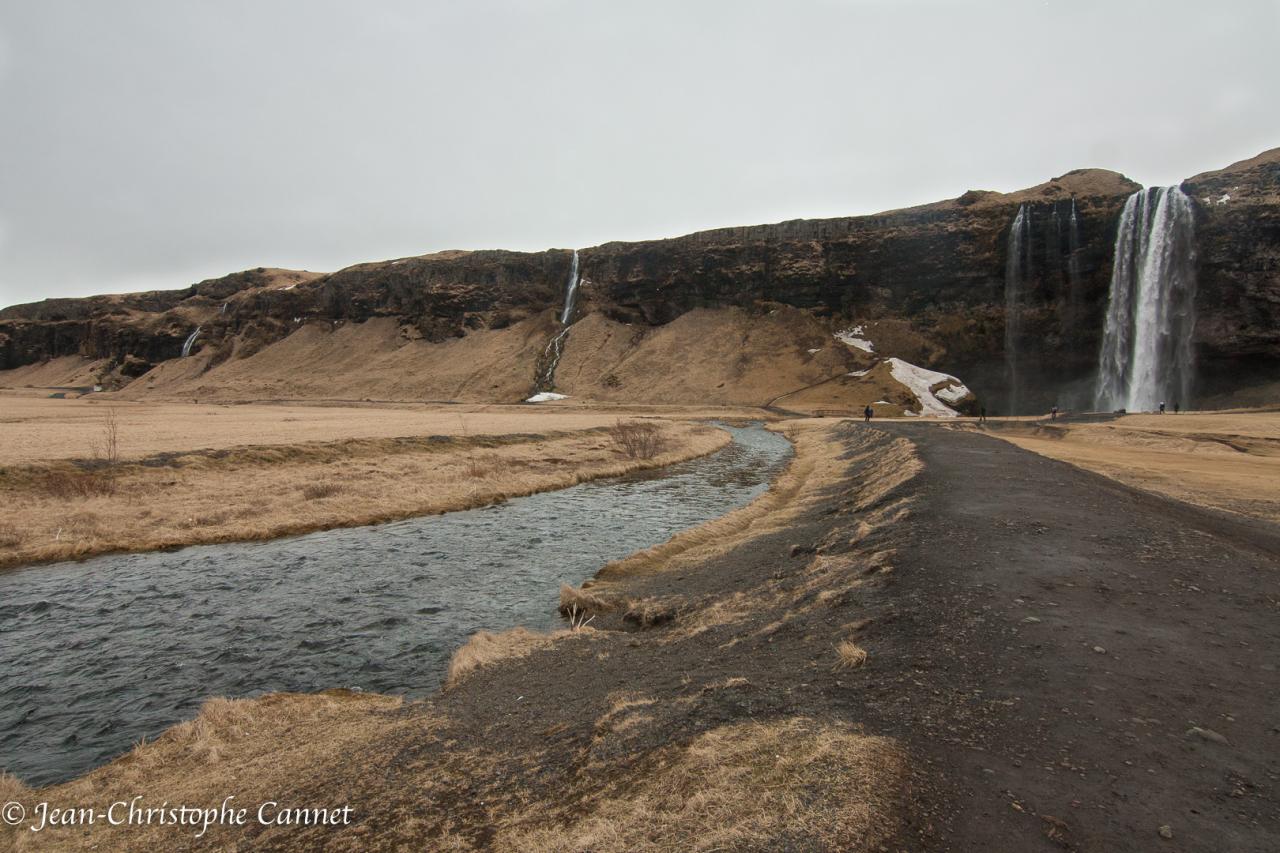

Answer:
[2,149,1277,410]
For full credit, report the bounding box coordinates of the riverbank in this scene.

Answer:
[0,396,734,570]
[3,418,915,851]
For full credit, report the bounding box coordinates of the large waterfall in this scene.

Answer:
[1095,187,1197,411]
[1003,204,1031,413]
[536,250,581,391]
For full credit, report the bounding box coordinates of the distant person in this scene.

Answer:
[1159,401,1167,414]
[1051,406,1059,421]
[1174,401,1181,414]
[979,405,987,424]
[864,405,873,423]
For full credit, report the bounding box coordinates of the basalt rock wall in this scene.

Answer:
[2,149,1277,410]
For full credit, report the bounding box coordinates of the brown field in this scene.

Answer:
[0,393,732,570]
[975,410,1280,521]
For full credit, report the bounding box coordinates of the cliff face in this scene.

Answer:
[1182,149,1280,398]
[578,169,1142,411]
[1,149,1277,410]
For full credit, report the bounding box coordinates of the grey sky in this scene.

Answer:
[1,0,1276,308]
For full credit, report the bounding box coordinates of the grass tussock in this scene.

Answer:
[558,583,619,616]
[446,626,594,687]
[608,419,667,459]
[835,641,869,669]
[300,481,344,500]
[499,718,905,852]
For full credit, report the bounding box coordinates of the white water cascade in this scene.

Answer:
[1095,186,1197,411]
[181,326,202,357]
[1003,204,1031,413]
[535,250,581,392]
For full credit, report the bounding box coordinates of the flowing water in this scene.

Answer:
[535,250,582,391]
[180,326,202,357]
[1095,187,1197,411]
[0,424,791,786]
[1003,204,1031,413]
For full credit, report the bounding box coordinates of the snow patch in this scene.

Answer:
[807,348,821,354]
[846,369,871,377]
[834,328,874,353]
[886,357,971,418]
[1216,193,1231,205]
[525,392,568,403]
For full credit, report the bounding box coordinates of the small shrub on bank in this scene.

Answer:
[301,482,344,500]
[608,420,666,460]
[34,468,118,498]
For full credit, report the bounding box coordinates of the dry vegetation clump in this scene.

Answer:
[30,467,118,498]
[608,419,667,459]
[835,641,869,669]
[300,481,344,500]
[558,583,619,616]
[498,718,905,851]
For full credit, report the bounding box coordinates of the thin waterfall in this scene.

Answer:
[181,326,202,357]
[560,249,580,324]
[1094,187,1197,411]
[1067,198,1083,289]
[536,250,581,391]
[1003,204,1031,413]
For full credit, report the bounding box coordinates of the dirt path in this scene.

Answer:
[874,423,1280,852]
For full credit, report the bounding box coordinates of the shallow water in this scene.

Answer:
[0,423,791,786]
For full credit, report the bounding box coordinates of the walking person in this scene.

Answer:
[864,404,873,423]
[1174,401,1181,414]
[979,405,987,424]
[1159,401,1167,414]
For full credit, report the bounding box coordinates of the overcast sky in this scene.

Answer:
[0,0,1276,307]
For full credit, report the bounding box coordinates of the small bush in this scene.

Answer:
[301,482,343,500]
[608,420,666,460]
[34,469,117,499]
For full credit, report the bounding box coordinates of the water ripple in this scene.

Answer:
[0,423,790,786]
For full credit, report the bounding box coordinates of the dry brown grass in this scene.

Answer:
[558,583,619,616]
[835,641,869,669]
[496,718,905,851]
[24,690,415,851]
[0,417,728,570]
[984,410,1280,521]
[445,626,596,687]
